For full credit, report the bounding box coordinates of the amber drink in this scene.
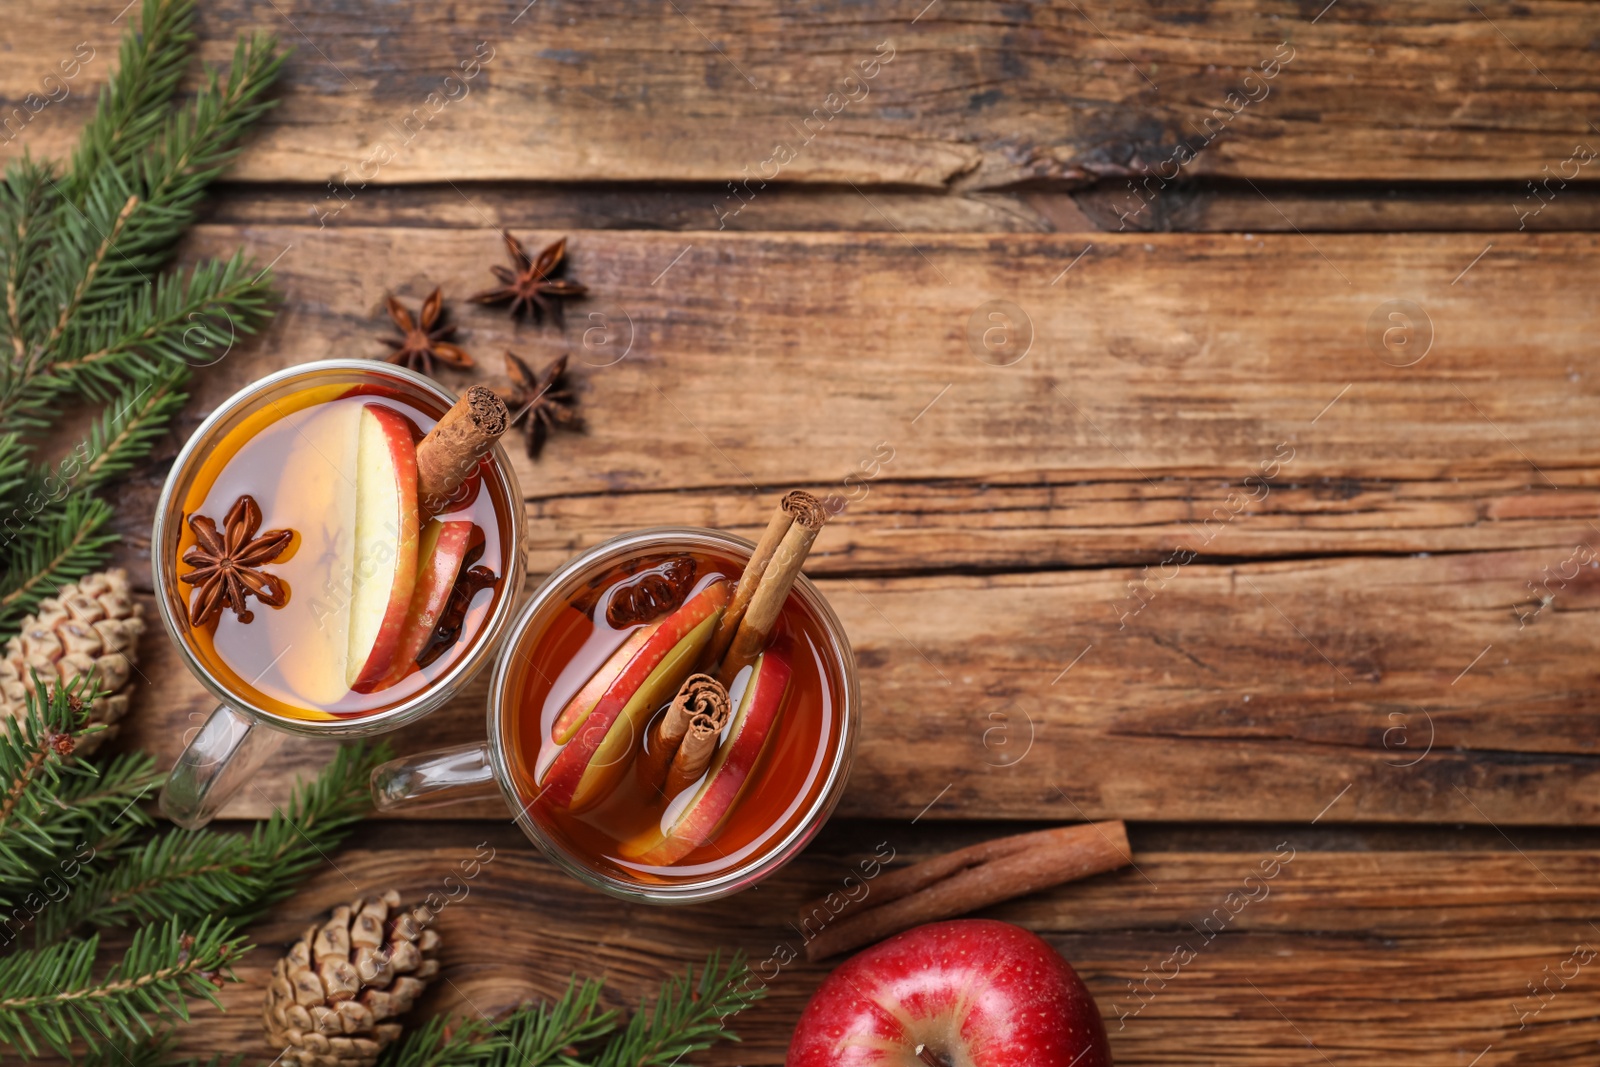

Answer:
[156,362,524,830]
[502,539,847,887]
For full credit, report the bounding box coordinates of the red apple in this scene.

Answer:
[787,919,1111,1067]
[377,519,475,688]
[347,403,421,692]
[538,581,729,811]
[621,647,791,865]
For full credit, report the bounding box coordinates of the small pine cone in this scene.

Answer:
[0,569,145,757]
[264,890,442,1067]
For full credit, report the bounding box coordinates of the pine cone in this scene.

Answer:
[0,569,145,757]
[264,890,442,1067]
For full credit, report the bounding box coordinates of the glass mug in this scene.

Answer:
[372,527,860,904]
[154,359,525,829]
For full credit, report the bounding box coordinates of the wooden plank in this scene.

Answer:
[151,226,1597,499]
[197,183,1600,236]
[127,841,1600,1066]
[108,468,1600,584]
[120,541,1600,825]
[3,3,1598,185]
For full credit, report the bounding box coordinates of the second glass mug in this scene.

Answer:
[154,359,526,828]
[372,527,861,904]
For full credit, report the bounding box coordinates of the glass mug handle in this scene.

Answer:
[158,705,285,829]
[371,743,502,812]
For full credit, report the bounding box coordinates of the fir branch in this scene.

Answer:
[41,741,391,938]
[0,679,97,839]
[589,954,761,1067]
[38,34,286,367]
[0,160,58,373]
[0,916,244,1059]
[24,364,189,498]
[0,491,117,633]
[480,980,617,1067]
[0,751,159,917]
[36,251,275,412]
[0,431,32,523]
[377,979,620,1067]
[66,0,198,202]
[376,979,616,1067]
[375,1015,504,1067]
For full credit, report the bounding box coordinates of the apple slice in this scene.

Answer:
[377,519,475,689]
[347,404,421,692]
[621,647,792,866]
[539,581,729,811]
[551,624,659,744]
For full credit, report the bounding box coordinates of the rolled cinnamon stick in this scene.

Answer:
[714,492,827,685]
[663,692,732,797]
[798,822,1131,961]
[702,490,822,671]
[636,673,730,795]
[416,386,509,518]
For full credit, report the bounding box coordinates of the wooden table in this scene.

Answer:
[9,2,1600,1063]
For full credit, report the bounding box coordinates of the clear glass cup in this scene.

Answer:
[371,527,860,904]
[153,360,525,829]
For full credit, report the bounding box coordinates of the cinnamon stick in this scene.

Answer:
[663,679,732,797]
[798,822,1131,961]
[416,386,509,518]
[702,490,820,670]
[636,673,730,795]
[714,491,827,685]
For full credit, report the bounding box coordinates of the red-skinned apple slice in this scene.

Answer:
[347,404,420,692]
[551,625,658,744]
[621,647,792,866]
[377,519,474,688]
[539,581,729,811]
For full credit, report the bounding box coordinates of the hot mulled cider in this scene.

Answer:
[502,497,847,886]
[172,380,515,720]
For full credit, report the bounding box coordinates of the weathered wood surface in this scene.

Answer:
[4,2,1599,187]
[102,227,1600,825]
[138,834,1600,1065]
[123,539,1600,826]
[197,183,1600,235]
[149,226,1596,494]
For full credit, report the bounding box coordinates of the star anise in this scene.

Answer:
[378,288,473,375]
[501,350,582,458]
[470,232,586,325]
[180,495,293,627]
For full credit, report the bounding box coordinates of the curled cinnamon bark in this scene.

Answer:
[637,673,731,796]
[663,680,732,797]
[712,490,826,684]
[798,821,1132,961]
[416,386,509,518]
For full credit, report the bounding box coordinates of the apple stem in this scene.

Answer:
[914,1045,946,1067]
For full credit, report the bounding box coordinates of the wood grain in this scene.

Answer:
[3,2,1598,186]
[148,226,1597,499]
[88,226,1598,825]
[130,840,1600,1066]
[120,540,1600,825]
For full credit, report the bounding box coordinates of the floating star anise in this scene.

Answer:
[378,287,473,375]
[470,232,586,325]
[180,495,293,627]
[500,350,582,459]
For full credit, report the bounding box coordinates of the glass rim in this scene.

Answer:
[485,525,860,905]
[149,358,526,738]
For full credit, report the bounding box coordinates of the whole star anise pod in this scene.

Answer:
[471,232,586,324]
[378,288,473,375]
[180,495,293,627]
[501,350,582,458]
